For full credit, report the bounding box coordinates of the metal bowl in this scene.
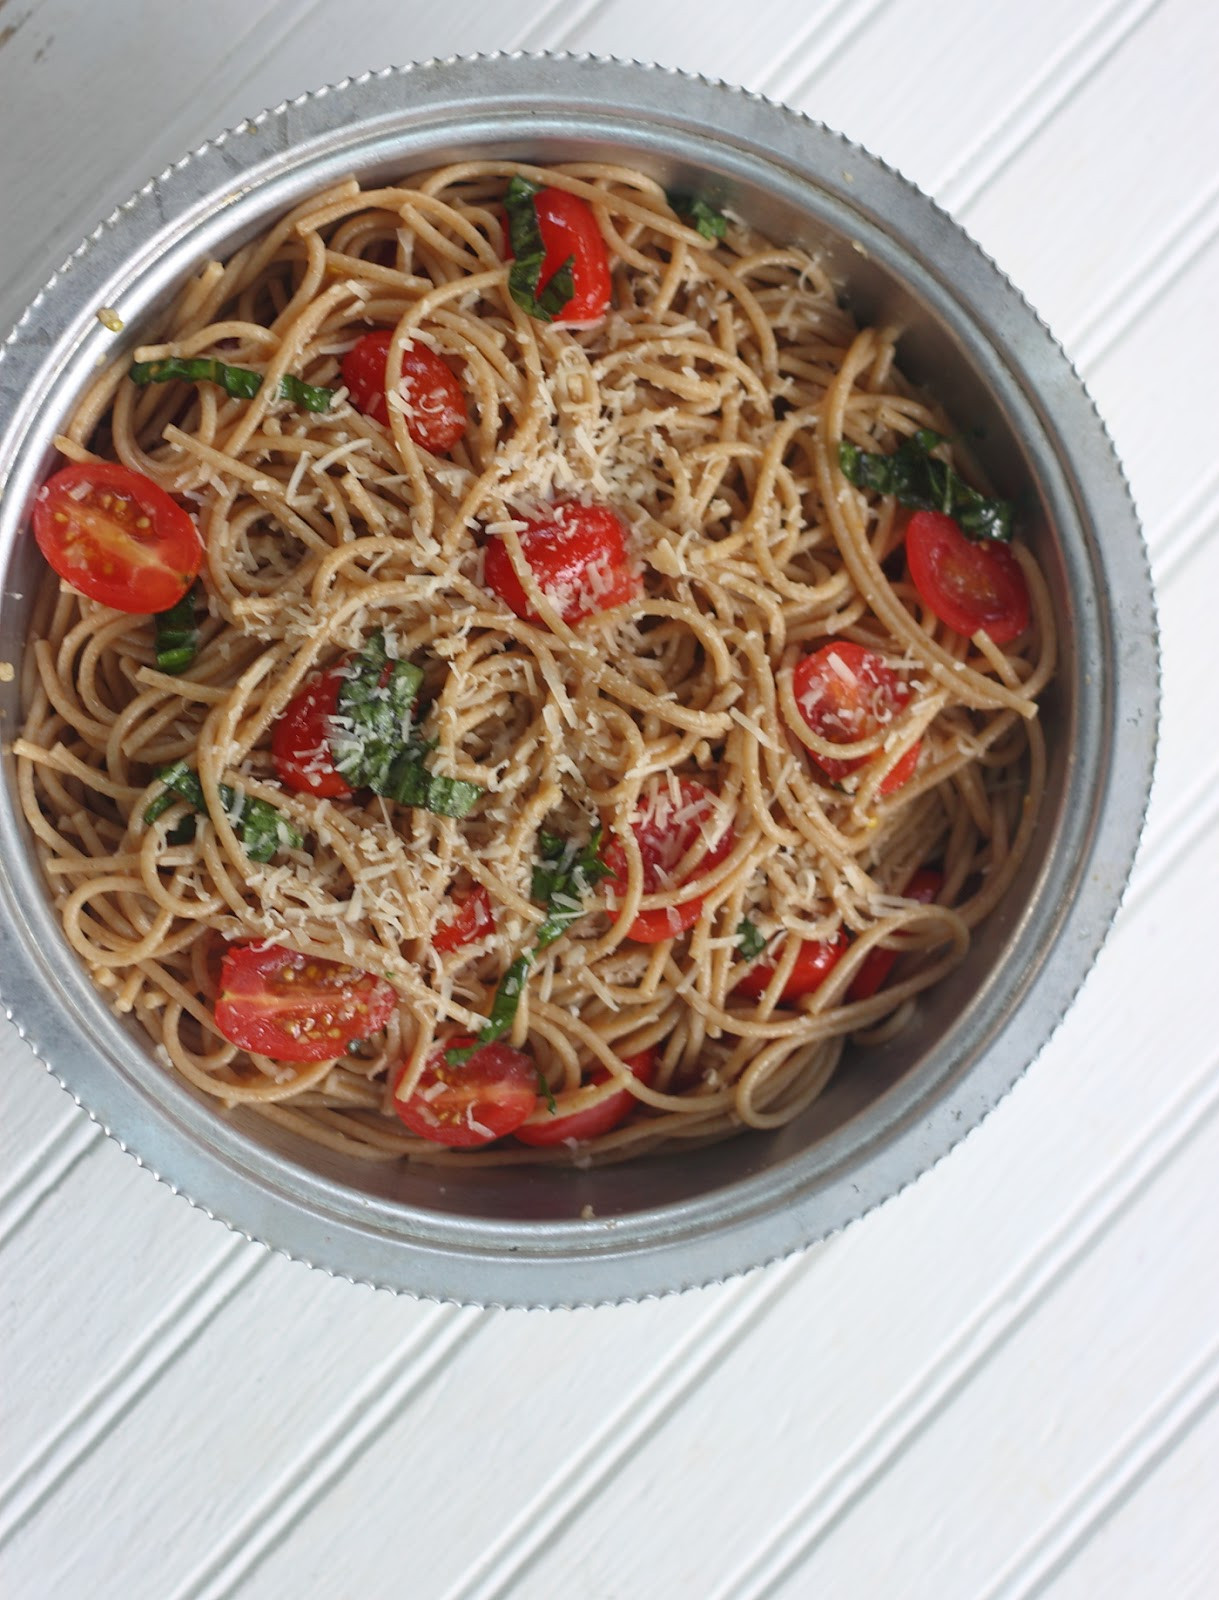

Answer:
[0,54,1157,1306]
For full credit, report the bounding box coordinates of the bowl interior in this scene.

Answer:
[0,65,1118,1297]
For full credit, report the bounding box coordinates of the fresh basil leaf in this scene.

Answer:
[838,429,1014,543]
[504,175,577,323]
[153,583,201,676]
[736,918,767,959]
[668,191,728,241]
[143,759,302,862]
[533,825,614,949]
[332,630,425,793]
[445,951,535,1066]
[278,374,334,413]
[129,356,334,413]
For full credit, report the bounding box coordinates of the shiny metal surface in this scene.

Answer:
[0,54,1157,1306]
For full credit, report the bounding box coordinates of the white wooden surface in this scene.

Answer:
[1,2,1215,1595]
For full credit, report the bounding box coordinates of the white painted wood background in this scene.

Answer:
[1,1,1215,1595]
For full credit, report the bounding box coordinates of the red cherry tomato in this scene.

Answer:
[791,640,921,796]
[515,1049,656,1147]
[603,779,736,943]
[483,500,639,626]
[905,510,1030,645]
[214,943,397,1062]
[33,461,203,614]
[848,868,944,1002]
[735,931,849,1003]
[391,1037,538,1147]
[340,329,468,452]
[507,186,611,326]
[432,883,495,953]
[271,666,353,799]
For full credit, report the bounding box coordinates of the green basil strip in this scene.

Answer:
[331,630,482,819]
[667,191,728,241]
[153,583,201,676]
[143,760,302,863]
[532,826,614,950]
[736,917,768,959]
[129,357,334,414]
[504,175,577,322]
[838,428,1014,543]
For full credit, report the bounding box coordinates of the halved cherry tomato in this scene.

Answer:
[271,666,353,799]
[391,1037,538,1146]
[507,186,611,326]
[905,510,1030,645]
[432,883,495,953]
[340,329,468,452]
[214,942,397,1062]
[848,867,944,1002]
[33,461,203,613]
[483,500,639,626]
[602,779,736,943]
[735,931,849,1004]
[515,1048,656,1147]
[791,640,921,796]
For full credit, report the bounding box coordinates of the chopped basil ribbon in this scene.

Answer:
[331,630,483,820]
[445,826,612,1083]
[668,191,728,241]
[128,357,335,414]
[153,583,201,675]
[838,428,1014,543]
[503,176,576,323]
[736,918,768,959]
[144,760,302,863]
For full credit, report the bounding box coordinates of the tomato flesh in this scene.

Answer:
[391,1037,538,1146]
[272,666,354,799]
[34,461,203,613]
[791,640,921,796]
[848,868,944,1002]
[432,883,495,953]
[508,186,611,326]
[603,778,736,943]
[905,510,1030,645]
[515,1049,656,1146]
[735,931,849,1003]
[483,500,639,626]
[340,329,468,452]
[214,943,397,1062]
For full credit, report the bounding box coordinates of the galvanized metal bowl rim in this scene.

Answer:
[0,53,1158,1307]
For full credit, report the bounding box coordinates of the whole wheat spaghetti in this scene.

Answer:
[15,162,1054,1165]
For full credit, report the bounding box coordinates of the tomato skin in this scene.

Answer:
[483,500,639,626]
[515,1049,656,1146]
[340,329,467,452]
[735,931,849,1003]
[508,186,611,325]
[34,461,203,614]
[905,510,1031,645]
[603,779,736,943]
[391,1037,538,1147]
[432,883,495,953]
[214,943,397,1062]
[848,868,944,1002]
[791,640,921,796]
[271,666,353,799]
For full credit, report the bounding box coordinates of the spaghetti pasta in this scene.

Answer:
[15,161,1054,1166]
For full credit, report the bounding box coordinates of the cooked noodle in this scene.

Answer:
[15,162,1054,1165]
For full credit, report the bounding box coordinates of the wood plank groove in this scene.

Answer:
[438,1256,812,1600]
[975,1337,1219,1599]
[936,0,1163,215]
[0,1242,266,1551]
[0,1120,100,1253]
[755,0,898,103]
[708,1046,1219,1599]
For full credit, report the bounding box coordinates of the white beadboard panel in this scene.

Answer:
[0,1035,80,1194]
[444,805,1219,1599]
[1038,1384,1219,1600]
[0,1245,484,1600]
[229,1259,810,1600]
[758,1083,1219,1598]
